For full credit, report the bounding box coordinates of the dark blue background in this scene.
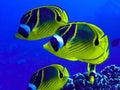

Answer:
[0,0,120,90]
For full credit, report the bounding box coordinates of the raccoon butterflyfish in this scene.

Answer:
[16,5,68,40]
[27,64,69,90]
[44,22,109,84]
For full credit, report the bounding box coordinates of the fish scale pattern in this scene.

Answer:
[62,65,120,90]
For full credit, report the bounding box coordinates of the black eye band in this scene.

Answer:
[55,11,61,22]
[29,70,42,89]
[18,27,29,38]
[50,37,59,51]
[94,38,99,46]
[57,15,61,22]
[59,70,63,78]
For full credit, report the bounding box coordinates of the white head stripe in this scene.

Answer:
[28,83,36,90]
[53,34,64,49]
[20,24,31,33]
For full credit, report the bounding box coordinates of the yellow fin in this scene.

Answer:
[15,33,26,40]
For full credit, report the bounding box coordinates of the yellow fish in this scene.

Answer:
[28,64,69,90]
[16,6,68,40]
[44,22,109,84]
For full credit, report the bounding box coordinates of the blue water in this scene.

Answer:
[1,0,120,90]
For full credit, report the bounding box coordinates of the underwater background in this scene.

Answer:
[1,0,120,90]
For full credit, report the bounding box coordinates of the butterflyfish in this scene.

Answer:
[27,64,69,90]
[44,22,109,84]
[16,5,68,40]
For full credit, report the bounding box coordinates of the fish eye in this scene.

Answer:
[59,70,63,78]
[94,38,99,46]
[55,10,61,22]
[56,15,61,22]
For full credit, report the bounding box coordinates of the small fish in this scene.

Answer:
[87,64,97,84]
[44,22,109,84]
[16,6,68,40]
[27,64,69,90]
[44,22,109,64]
[111,38,120,47]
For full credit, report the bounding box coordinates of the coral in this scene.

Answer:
[61,78,75,90]
[62,65,120,90]
[101,65,120,89]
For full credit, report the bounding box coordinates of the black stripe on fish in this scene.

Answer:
[62,24,76,45]
[30,69,42,89]
[56,14,61,22]
[20,9,38,31]
[57,24,69,36]
[94,37,99,46]
[54,10,61,22]
[38,7,55,26]
[74,24,94,42]
[50,36,59,51]
[26,9,38,31]
[43,67,58,82]
[20,12,30,24]
[18,26,29,38]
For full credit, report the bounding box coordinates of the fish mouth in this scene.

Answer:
[62,67,69,77]
[61,10,68,24]
[101,34,105,38]
[100,34,107,40]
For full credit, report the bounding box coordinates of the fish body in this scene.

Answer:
[44,22,109,64]
[28,64,69,90]
[16,6,68,40]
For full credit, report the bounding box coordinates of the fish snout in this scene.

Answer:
[62,67,69,77]
[61,10,68,24]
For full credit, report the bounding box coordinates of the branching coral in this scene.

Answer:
[62,65,120,90]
